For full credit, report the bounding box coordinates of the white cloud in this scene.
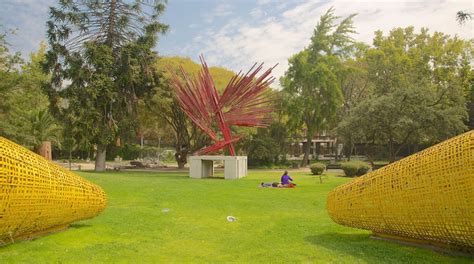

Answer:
[189,0,474,86]
[250,8,265,18]
[1,0,55,57]
[257,0,272,5]
[203,2,234,23]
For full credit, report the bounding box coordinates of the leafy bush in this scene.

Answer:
[290,160,300,169]
[356,162,371,175]
[160,150,176,162]
[340,162,358,177]
[310,163,326,175]
[341,161,371,177]
[246,136,279,166]
[107,144,141,160]
[244,122,289,166]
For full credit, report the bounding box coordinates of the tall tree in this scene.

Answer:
[43,0,168,171]
[335,43,371,160]
[1,43,58,152]
[0,26,23,119]
[24,109,62,152]
[339,27,472,162]
[281,8,356,166]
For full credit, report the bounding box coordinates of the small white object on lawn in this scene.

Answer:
[162,208,170,213]
[227,216,237,222]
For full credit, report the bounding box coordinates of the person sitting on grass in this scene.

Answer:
[281,171,295,187]
[259,171,295,188]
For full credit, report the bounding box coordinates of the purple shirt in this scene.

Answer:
[281,175,293,185]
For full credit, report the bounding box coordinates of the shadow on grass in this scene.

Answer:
[70,223,92,229]
[203,176,225,180]
[332,174,355,178]
[304,233,448,262]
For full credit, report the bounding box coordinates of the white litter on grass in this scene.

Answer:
[227,216,237,222]
[162,208,170,213]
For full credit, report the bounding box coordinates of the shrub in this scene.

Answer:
[310,163,326,175]
[118,144,142,160]
[290,160,300,169]
[107,144,141,161]
[357,162,371,175]
[161,150,176,162]
[341,161,371,177]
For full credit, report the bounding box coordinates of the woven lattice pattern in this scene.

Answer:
[327,131,474,251]
[0,137,106,243]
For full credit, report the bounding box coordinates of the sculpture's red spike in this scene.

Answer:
[170,55,275,155]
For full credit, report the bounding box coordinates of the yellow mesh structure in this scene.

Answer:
[0,137,106,243]
[327,131,473,252]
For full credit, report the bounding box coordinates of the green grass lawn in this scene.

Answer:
[0,170,470,263]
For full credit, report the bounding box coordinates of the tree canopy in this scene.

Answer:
[0,42,58,151]
[1,4,473,168]
[337,27,472,162]
[43,0,168,170]
[281,8,356,166]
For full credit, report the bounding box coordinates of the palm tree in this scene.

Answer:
[25,109,61,158]
[457,11,473,25]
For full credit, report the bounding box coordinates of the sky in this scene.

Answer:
[1,0,473,80]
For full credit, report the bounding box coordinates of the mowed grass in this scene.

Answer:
[0,170,471,263]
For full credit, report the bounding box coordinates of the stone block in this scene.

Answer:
[189,156,247,180]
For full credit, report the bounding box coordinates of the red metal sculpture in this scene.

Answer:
[171,56,276,156]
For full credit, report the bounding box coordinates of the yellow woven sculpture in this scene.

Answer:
[327,131,473,253]
[0,137,106,244]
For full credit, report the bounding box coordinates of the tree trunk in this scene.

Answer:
[69,151,72,170]
[365,143,375,167]
[95,145,107,171]
[174,131,188,169]
[347,135,353,161]
[38,141,52,160]
[175,151,187,169]
[388,139,395,163]
[301,134,312,167]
